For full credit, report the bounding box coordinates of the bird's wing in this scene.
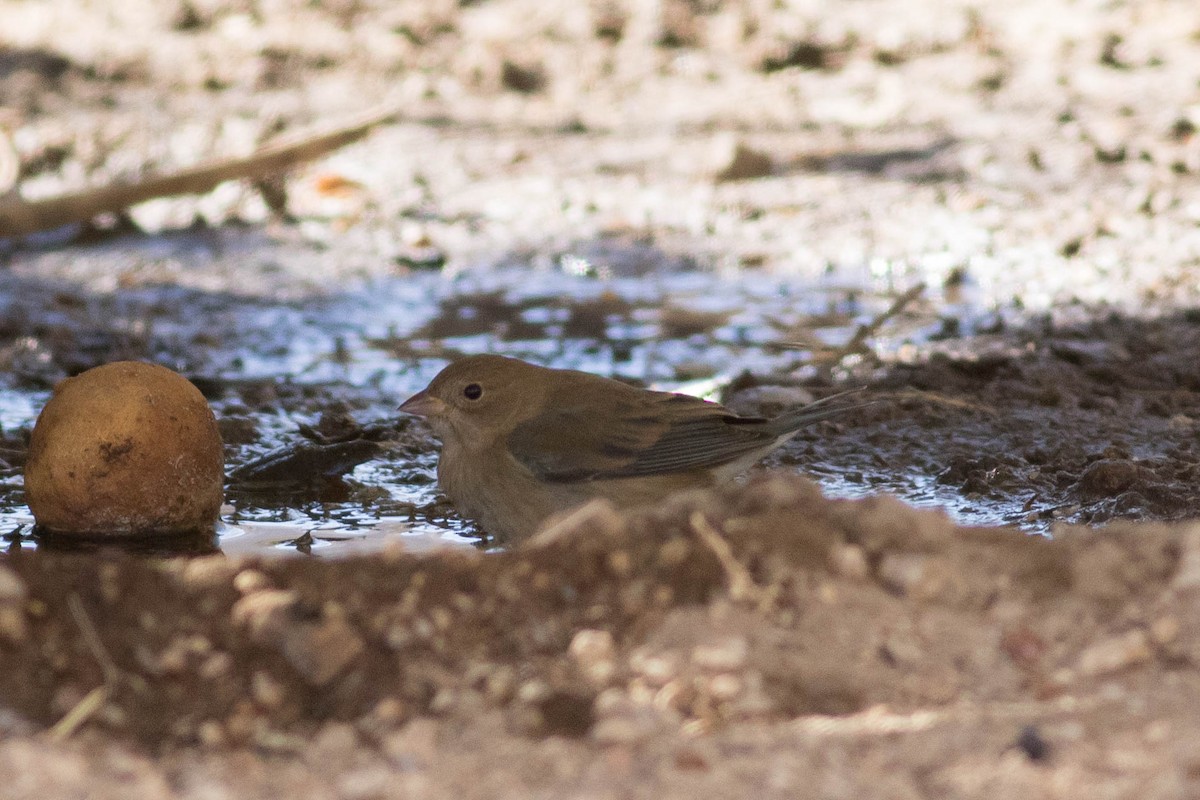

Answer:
[507,389,777,482]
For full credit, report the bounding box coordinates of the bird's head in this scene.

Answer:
[399,354,546,447]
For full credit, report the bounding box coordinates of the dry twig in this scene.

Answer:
[890,387,997,414]
[47,685,109,742]
[0,104,399,239]
[689,512,773,611]
[831,282,926,363]
[0,111,19,198]
[68,593,120,686]
[48,594,121,741]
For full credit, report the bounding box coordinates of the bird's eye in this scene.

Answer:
[462,383,483,400]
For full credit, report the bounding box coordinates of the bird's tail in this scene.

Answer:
[767,387,874,435]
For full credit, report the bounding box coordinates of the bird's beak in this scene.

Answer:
[398,389,446,418]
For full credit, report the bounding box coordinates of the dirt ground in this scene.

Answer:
[5,0,1200,797]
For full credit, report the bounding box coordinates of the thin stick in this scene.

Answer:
[0,104,400,239]
[831,282,926,362]
[0,130,16,197]
[893,388,996,413]
[46,594,123,741]
[795,692,1112,738]
[689,512,772,611]
[68,593,120,687]
[47,685,110,742]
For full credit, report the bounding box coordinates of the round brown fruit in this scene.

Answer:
[24,361,224,536]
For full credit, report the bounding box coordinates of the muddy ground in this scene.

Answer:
[4,0,1200,796]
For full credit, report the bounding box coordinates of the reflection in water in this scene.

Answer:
[31,526,220,556]
[218,518,477,557]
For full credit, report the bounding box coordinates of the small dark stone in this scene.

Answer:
[1170,117,1196,141]
[1099,33,1130,69]
[761,40,830,72]
[217,416,259,446]
[171,1,207,31]
[537,691,595,738]
[1015,724,1051,762]
[501,60,545,94]
[1075,459,1144,499]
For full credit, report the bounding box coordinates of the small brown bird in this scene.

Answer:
[400,354,861,541]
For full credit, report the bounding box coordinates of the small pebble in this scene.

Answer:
[0,566,26,602]
[691,637,749,672]
[570,629,616,684]
[830,543,870,580]
[1076,630,1152,677]
[1015,725,1052,762]
[233,569,272,595]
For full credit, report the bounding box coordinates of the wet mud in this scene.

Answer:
[800,310,1200,530]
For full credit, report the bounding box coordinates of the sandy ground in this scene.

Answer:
[4,0,1200,796]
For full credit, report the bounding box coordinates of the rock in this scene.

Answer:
[591,690,669,746]
[877,552,931,596]
[1075,459,1150,499]
[878,552,965,603]
[251,671,286,709]
[1170,524,1200,591]
[533,690,596,738]
[394,222,447,271]
[1150,616,1180,645]
[232,590,365,686]
[629,649,679,687]
[310,722,360,759]
[177,557,237,593]
[706,672,743,701]
[711,136,773,182]
[569,629,616,685]
[197,651,233,680]
[0,606,25,643]
[232,589,297,636]
[757,39,834,72]
[591,711,661,746]
[233,569,273,595]
[1075,630,1152,678]
[830,543,870,580]
[500,59,546,93]
[24,361,224,536]
[691,637,749,672]
[0,566,26,603]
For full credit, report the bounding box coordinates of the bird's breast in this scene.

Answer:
[436,443,724,541]
[436,444,559,541]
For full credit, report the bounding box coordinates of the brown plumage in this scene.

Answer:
[400,354,861,541]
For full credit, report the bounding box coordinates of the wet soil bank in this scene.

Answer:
[0,475,1197,798]
[793,309,1200,531]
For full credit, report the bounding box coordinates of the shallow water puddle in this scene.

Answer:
[0,260,1015,556]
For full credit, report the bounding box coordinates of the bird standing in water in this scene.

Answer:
[400,354,861,541]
